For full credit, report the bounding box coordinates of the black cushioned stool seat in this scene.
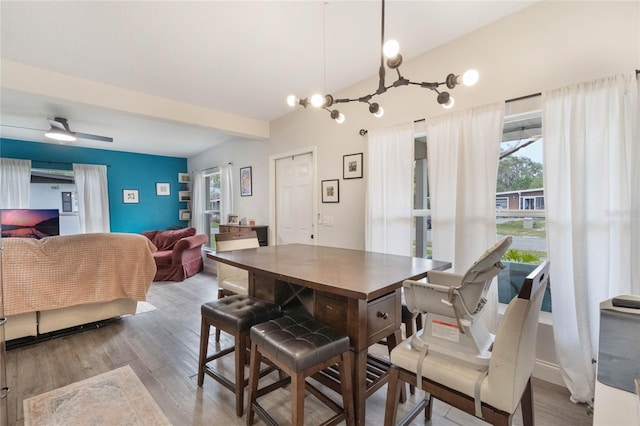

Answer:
[197,294,281,417]
[246,313,355,426]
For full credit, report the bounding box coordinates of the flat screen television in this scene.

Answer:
[1,209,60,239]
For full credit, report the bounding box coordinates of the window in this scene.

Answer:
[497,110,551,312]
[202,169,221,250]
[412,136,432,258]
[30,168,81,234]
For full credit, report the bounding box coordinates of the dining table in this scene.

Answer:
[207,243,451,425]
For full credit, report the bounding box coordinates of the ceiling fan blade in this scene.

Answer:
[48,117,69,131]
[75,132,114,143]
[0,124,47,132]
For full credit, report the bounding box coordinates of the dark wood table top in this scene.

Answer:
[207,244,451,301]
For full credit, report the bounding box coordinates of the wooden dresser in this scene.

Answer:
[218,225,268,246]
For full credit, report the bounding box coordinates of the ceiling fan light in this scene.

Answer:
[45,128,76,142]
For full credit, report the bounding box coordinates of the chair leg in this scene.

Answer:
[405,317,416,395]
[291,372,305,426]
[425,393,433,421]
[521,376,535,426]
[246,343,261,426]
[197,316,209,387]
[384,365,402,425]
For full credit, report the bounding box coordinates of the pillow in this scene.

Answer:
[152,228,196,251]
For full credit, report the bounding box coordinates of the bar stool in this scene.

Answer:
[246,313,355,426]
[197,294,282,417]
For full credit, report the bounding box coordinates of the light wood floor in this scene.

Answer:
[5,272,592,425]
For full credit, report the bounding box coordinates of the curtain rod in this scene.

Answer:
[30,160,111,168]
[200,162,232,172]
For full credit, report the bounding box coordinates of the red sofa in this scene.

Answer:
[142,227,207,281]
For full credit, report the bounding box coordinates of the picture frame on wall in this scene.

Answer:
[343,153,363,179]
[178,173,190,183]
[156,182,170,196]
[240,166,252,197]
[123,189,139,204]
[321,179,339,203]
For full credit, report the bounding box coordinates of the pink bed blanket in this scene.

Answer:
[2,233,157,316]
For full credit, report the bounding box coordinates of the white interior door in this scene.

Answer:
[275,152,314,245]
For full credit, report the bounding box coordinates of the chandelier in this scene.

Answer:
[286,0,479,123]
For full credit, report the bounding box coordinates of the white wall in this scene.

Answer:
[189,1,639,385]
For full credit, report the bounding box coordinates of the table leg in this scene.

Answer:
[353,348,368,426]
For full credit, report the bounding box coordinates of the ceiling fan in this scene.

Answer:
[1,117,113,143]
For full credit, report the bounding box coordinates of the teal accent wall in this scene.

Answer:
[0,138,188,233]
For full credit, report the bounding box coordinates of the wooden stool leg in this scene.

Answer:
[521,376,535,426]
[215,289,224,342]
[246,343,261,426]
[384,365,402,425]
[291,372,305,426]
[197,316,209,387]
[235,330,247,417]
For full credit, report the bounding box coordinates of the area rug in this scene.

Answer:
[23,365,170,426]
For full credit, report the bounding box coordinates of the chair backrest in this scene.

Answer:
[484,260,550,413]
[454,236,512,317]
[214,231,259,293]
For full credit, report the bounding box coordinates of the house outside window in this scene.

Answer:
[497,110,551,312]
[412,136,431,258]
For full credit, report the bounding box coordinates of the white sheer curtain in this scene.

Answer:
[0,158,31,208]
[365,122,415,256]
[192,171,205,234]
[543,72,639,403]
[426,102,504,329]
[73,164,110,233]
[220,164,234,222]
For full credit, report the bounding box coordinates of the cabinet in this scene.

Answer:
[219,225,268,246]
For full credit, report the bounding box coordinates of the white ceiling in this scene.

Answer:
[0,1,535,158]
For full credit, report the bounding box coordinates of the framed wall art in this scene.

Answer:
[321,179,339,203]
[156,182,170,196]
[343,153,363,179]
[123,189,139,204]
[240,166,252,196]
[178,173,190,183]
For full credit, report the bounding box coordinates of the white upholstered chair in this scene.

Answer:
[213,231,260,340]
[384,260,550,426]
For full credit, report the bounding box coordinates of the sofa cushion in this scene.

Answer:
[148,228,196,251]
[153,250,173,266]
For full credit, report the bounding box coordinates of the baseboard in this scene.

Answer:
[533,358,565,387]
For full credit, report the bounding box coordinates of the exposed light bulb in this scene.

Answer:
[383,39,400,59]
[461,69,479,86]
[373,106,384,118]
[310,94,324,108]
[443,96,455,109]
[286,95,298,107]
[335,113,345,124]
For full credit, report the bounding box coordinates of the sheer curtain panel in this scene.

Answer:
[73,164,110,233]
[365,122,414,256]
[426,102,504,329]
[220,164,233,223]
[543,72,639,403]
[0,158,31,208]
[192,171,205,234]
